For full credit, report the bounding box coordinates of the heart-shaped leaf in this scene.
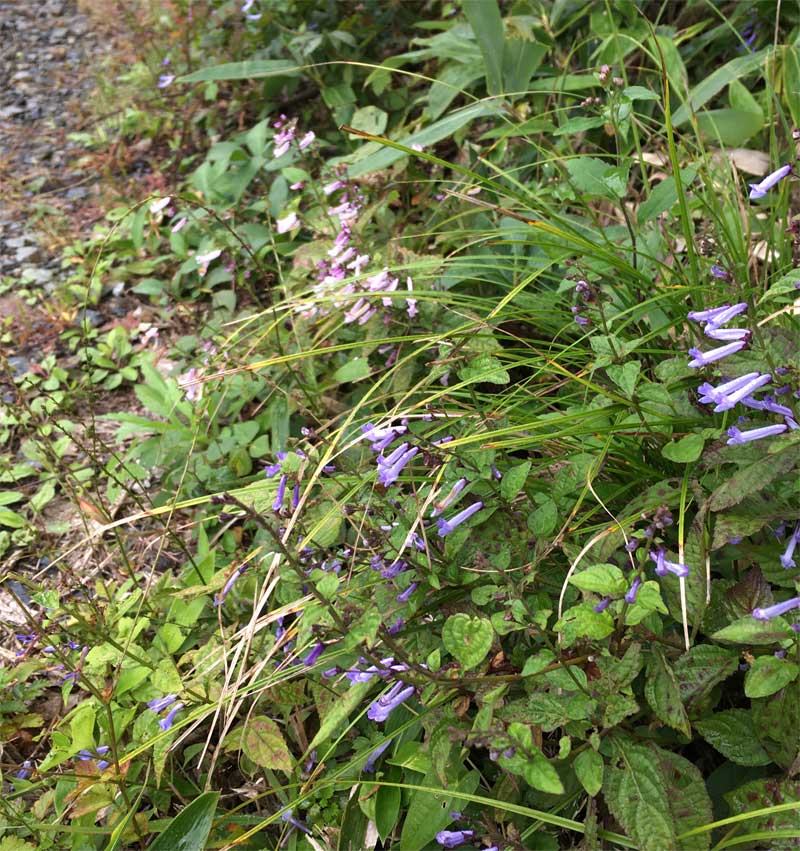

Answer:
[442,614,494,670]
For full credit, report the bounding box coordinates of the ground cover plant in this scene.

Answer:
[3,0,800,848]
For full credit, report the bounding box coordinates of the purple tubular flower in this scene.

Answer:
[727,423,788,445]
[302,641,324,666]
[215,566,246,606]
[387,617,405,634]
[704,327,750,342]
[291,481,301,510]
[688,340,747,368]
[273,473,288,511]
[698,372,760,404]
[157,74,175,88]
[15,761,32,781]
[749,164,792,200]
[780,523,800,569]
[594,597,612,613]
[322,666,339,678]
[752,596,800,620]
[436,830,475,848]
[96,760,110,771]
[625,576,642,604]
[687,303,747,326]
[159,702,184,731]
[363,739,393,772]
[396,582,418,603]
[712,373,772,411]
[431,477,468,517]
[148,694,178,713]
[710,265,730,280]
[741,395,794,417]
[377,446,418,487]
[367,681,415,722]
[280,809,312,835]
[649,548,689,577]
[436,501,484,537]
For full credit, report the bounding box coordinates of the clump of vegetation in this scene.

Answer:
[3,1,800,849]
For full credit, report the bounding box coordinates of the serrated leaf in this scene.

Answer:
[744,655,799,698]
[442,614,494,669]
[458,354,510,385]
[751,677,800,768]
[708,450,797,512]
[574,749,603,797]
[555,604,614,646]
[569,563,627,595]
[644,648,691,737]
[695,710,772,766]
[242,716,293,772]
[673,645,739,715]
[712,616,795,645]
[500,461,531,499]
[604,741,675,851]
[513,691,596,731]
[724,777,800,849]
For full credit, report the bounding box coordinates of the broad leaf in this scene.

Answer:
[695,710,772,766]
[149,791,219,851]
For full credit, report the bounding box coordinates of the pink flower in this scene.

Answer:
[276,212,300,234]
[149,197,171,214]
[298,131,315,150]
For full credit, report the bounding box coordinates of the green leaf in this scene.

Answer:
[500,461,531,499]
[695,710,772,766]
[662,433,705,463]
[744,655,800,698]
[179,60,301,83]
[458,354,510,385]
[332,357,371,383]
[565,157,630,199]
[606,362,640,396]
[708,451,797,511]
[501,722,564,795]
[724,777,800,845]
[442,614,494,669]
[509,691,596,732]
[672,48,771,125]
[644,648,691,737]
[309,681,371,752]
[375,766,402,841]
[673,645,739,714]
[348,106,388,137]
[711,615,795,645]
[555,604,614,646]
[241,716,293,772]
[569,563,627,595]
[463,0,503,94]
[622,85,659,101]
[149,791,219,851]
[751,678,800,768]
[574,749,603,797]
[604,741,675,851]
[0,509,25,529]
[695,108,764,147]
[399,767,479,851]
[528,499,558,536]
[637,166,699,224]
[343,102,496,177]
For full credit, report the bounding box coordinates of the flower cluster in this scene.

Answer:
[687,302,796,444]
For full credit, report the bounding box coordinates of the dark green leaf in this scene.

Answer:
[695,710,772,766]
[644,648,691,737]
[744,655,799,698]
[711,616,795,645]
[149,791,219,851]
[574,749,603,797]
